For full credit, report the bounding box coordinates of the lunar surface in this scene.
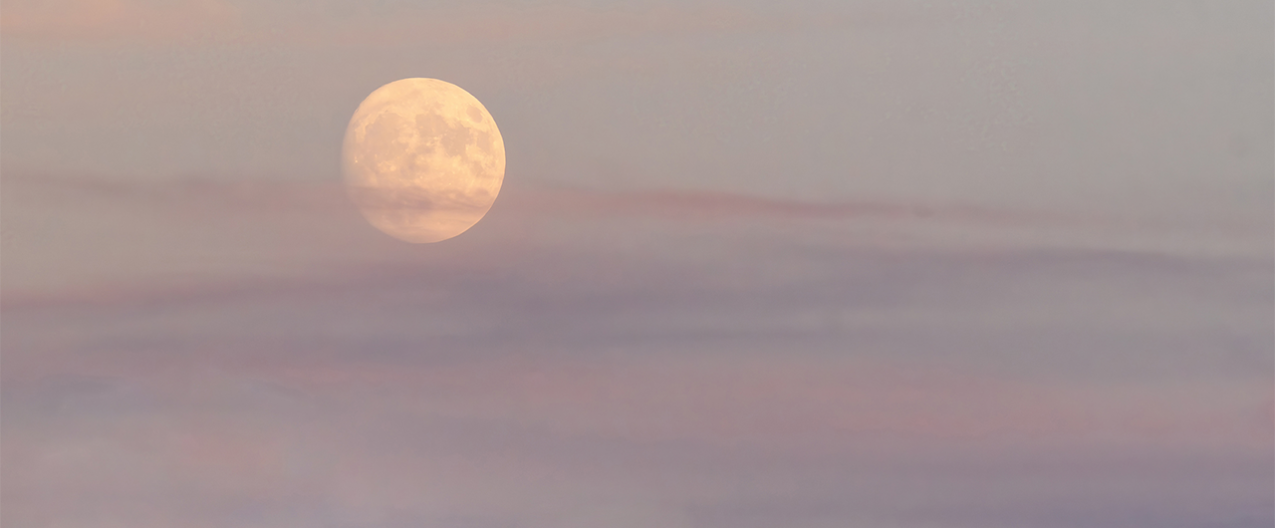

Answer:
[342,78,505,243]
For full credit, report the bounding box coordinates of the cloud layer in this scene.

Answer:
[0,0,239,42]
[2,2,1270,524]
[3,173,1271,527]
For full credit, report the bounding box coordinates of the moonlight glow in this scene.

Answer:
[342,78,505,243]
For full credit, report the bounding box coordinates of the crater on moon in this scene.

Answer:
[342,78,506,243]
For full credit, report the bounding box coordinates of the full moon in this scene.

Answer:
[342,78,505,243]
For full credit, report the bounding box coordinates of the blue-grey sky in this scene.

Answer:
[2,1,1272,527]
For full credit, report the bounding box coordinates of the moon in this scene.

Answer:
[342,78,505,243]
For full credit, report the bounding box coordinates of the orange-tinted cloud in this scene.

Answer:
[0,0,239,43]
[266,3,774,48]
[0,0,776,47]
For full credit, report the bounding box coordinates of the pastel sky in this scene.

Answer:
[2,1,1272,527]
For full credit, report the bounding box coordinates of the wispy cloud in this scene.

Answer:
[4,172,1267,310]
[0,0,966,51]
[6,172,1060,221]
[4,171,1272,527]
[260,3,774,49]
[0,0,781,47]
[0,0,240,42]
[510,186,1080,227]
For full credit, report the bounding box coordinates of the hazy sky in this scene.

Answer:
[2,1,1272,527]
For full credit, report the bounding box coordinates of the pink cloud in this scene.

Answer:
[262,355,1273,453]
[0,0,239,43]
[3,172,1068,229]
[1,172,1083,310]
[0,1,774,48]
[509,186,1071,226]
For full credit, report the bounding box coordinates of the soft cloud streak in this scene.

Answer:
[0,0,784,48]
[2,0,1271,524]
[1,0,239,42]
[5,247,1271,526]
